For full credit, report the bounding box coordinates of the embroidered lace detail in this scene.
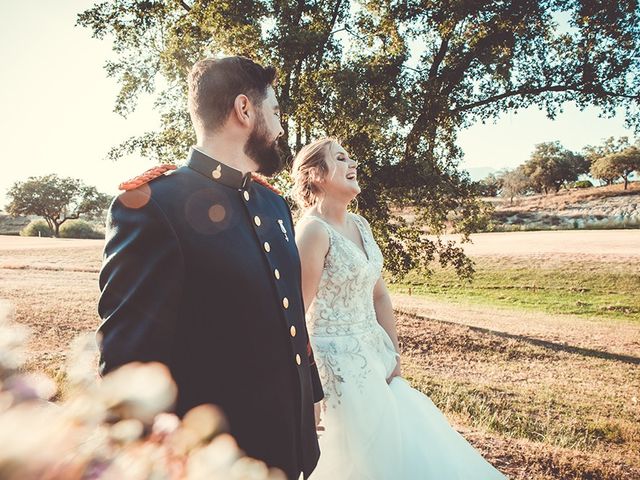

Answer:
[305,213,398,409]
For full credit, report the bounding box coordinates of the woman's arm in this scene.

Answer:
[373,276,402,381]
[295,218,330,313]
[295,217,331,429]
[357,212,402,381]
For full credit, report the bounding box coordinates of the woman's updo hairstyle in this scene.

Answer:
[291,137,339,210]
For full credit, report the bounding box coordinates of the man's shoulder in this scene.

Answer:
[107,165,188,219]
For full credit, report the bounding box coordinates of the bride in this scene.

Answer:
[292,138,507,480]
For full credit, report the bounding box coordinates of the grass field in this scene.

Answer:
[0,234,639,479]
[389,256,640,321]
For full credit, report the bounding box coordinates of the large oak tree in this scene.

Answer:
[6,175,111,237]
[78,0,639,277]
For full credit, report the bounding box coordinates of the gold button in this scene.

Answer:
[243,191,250,201]
[212,165,222,179]
[254,216,261,226]
[295,354,301,365]
[274,268,280,280]
[282,297,289,309]
[263,241,271,252]
[290,325,297,337]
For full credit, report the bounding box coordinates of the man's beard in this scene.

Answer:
[244,113,283,177]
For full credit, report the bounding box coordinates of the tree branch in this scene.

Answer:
[315,0,345,69]
[428,35,450,81]
[178,1,191,13]
[450,85,639,114]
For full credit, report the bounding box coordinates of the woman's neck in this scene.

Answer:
[311,197,350,227]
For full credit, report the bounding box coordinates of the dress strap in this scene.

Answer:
[348,212,369,244]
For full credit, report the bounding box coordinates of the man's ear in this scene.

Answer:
[232,94,252,128]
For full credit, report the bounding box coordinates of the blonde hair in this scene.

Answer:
[291,137,339,209]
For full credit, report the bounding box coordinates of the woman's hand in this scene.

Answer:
[314,401,324,433]
[387,356,402,384]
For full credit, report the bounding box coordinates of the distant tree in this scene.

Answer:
[584,136,639,188]
[584,136,630,163]
[499,168,531,205]
[522,142,588,194]
[6,175,112,237]
[590,155,620,186]
[476,173,502,197]
[591,147,640,189]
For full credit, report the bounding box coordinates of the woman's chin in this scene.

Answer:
[348,183,361,198]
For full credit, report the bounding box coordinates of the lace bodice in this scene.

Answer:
[305,213,384,337]
[304,213,399,410]
[301,219,507,480]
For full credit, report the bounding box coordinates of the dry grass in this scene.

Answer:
[0,238,103,391]
[1,235,639,479]
[489,181,640,211]
[397,313,640,479]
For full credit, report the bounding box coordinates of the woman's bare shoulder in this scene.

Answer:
[295,215,331,250]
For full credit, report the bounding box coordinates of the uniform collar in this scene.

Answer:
[186,147,253,190]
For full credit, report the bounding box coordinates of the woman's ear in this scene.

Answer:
[310,167,325,189]
[232,94,252,127]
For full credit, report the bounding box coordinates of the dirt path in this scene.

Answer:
[391,294,640,361]
[3,229,639,255]
[0,235,103,250]
[440,229,640,260]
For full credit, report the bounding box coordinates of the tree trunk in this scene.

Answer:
[624,175,629,190]
[295,121,302,153]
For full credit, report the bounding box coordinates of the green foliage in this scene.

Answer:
[521,142,588,194]
[20,220,53,238]
[77,1,640,277]
[59,220,104,239]
[6,175,112,238]
[573,180,593,189]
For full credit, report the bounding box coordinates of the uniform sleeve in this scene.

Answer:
[281,196,324,403]
[97,192,184,376]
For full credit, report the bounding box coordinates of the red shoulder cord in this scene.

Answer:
[251,173,282,196]
[119,165,178,191]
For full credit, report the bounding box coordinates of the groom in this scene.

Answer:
[97,56,323,480]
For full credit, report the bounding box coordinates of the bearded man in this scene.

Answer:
[97,56,323,480]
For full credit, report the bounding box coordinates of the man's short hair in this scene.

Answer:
[188,56,277,132]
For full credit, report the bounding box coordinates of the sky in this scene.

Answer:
[0,1,636,208]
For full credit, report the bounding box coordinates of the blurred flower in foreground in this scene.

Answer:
[0,302,284,479]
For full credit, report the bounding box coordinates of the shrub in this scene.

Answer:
[59,220,103,239]
[574,180,593,189]
[20,219,53,237]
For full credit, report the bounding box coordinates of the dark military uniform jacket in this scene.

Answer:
[97,148,323,480]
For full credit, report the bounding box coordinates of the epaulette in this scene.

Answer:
[118,165,178,191]
[251,173,282,196]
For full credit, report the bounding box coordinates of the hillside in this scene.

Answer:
[488,182,640,230]
[0,212,31,235]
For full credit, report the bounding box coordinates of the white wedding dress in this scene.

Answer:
[305,213,506,480]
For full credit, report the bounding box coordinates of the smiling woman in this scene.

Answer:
[291,138,507,479]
